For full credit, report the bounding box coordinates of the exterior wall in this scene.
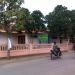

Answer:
[12,34,18,44]
[9,33,28,45]
[11,33,32,44]
[25,34,30,44]
[0,33,18,45]
[0,33,30,45]
[25,34,39,44]
[0,32,47,45]
[28,37,39,44]
[52,38,69,44]
[0,33,7,45]
[0,32,71,45]
[31,37,39,44]
[0,32,73,58]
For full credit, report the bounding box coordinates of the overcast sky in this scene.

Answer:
[22,0,75,15]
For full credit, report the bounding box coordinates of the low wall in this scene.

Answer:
[0,43,73,58]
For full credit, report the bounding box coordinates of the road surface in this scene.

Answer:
[0,52,75,75]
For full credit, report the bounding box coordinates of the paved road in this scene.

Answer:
[0,52,75,75]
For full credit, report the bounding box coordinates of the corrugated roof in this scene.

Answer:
[0,29,48,34]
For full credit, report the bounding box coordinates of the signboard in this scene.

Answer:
[38,33,48,43]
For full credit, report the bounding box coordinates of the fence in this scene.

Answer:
[0,43,73,58]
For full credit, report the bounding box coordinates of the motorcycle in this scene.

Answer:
[50,48,62,60]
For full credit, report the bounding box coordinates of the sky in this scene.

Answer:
[22,0,75,15]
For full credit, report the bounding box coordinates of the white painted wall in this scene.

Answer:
[0,33,39,45]
[0,33,7,45]
[25,34,39,44]
[12,34,18,44]
[0,33,18,45]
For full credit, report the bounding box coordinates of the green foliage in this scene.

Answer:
[15,23,24,31]
[15,8,30,31]
[31,10,46,32]
[23,10,46,34]
[0,0,24,33]
[0,0,75,39]
[46,5,71,38]
[70,10,75,36]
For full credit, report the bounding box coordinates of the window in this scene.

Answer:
[18,35,25,44]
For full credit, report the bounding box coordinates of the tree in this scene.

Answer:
[15,8,31,32]
[0,0,24,33]
[68,10,75,43]
[46,5,70,40]
[31,10,46,33]
[70,10,75,36]
[0,0,24,58]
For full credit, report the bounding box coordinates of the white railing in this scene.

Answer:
[0,43,72,58]
[12,44,29,50]
[32,44,52,49]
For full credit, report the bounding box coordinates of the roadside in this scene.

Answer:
[0,53,50,66]
[0,51,73,66]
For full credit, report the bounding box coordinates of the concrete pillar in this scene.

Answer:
[25,34,29,44]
